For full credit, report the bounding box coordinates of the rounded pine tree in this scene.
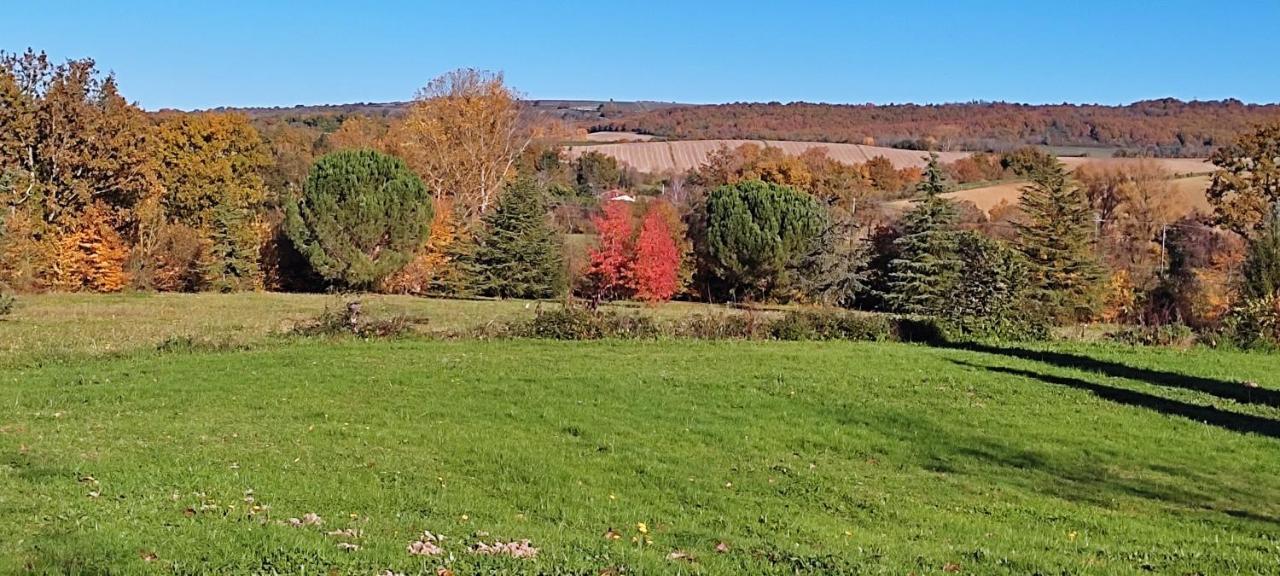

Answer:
[284,149,433,289]
[704,179,825,299]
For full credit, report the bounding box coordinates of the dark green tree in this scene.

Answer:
[284,149,433,289]
[945,231,1040,337]
[1015,162,1102,322]
[1241,205,1280,300]
[575,151,623,196]
[886,155,961,315]
[468,177,565,298]
[795,209,867,307]
[704,179,825,299]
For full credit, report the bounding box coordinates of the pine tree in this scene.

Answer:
[468,178,565,299]
[1015,162,1102,322]
[1241,204,1280,301]
[886,154,961,315]
[203,204,262,292]
[284,149,433,289]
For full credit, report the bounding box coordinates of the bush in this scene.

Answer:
[291,300,421,339]
[1221,294,1280,349]
[0,289,14,319]
[670,313,766,340]
[1108,324,1196,347]
[768,309,895,341]
[471,305,972,344]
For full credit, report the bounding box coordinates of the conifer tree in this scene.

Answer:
[886,154,961,315]
[467,178,564,299]
[1241,204,1280,301]
[284,149,433,289]
[1015,162,1102,322]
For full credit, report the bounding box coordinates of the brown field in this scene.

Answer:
[1057,156,1215,175]
[564,140,971,172]
[581,131,656,142]
[888,174,1213,217]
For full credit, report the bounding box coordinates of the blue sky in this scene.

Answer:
[7,1,1278,110]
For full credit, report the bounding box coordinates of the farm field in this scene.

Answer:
[564,139,1216,175]
[564,140,972,172]
[888,175,1214,216]
[2,296,1280,574]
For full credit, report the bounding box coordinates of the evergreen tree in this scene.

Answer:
[284,149,433,289]
[795,209,867,308]
[1241,204,1280,300]
[1015,162,1102,322]
[467,178,565,299]
[203,204,261,292]
[886,154,961,315]
[703,179,825,299]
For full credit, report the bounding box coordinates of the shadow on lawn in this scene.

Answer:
[942,341,1278,409]
[950,359,1280,440]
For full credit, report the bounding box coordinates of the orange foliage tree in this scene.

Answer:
[632,208,681,303]
[53,204,129,292]
[583,200,635,301]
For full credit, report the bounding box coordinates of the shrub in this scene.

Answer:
[1222,294,1280,349]
[285,149,433,289]
[670,313,766,340]
[508,306,660,340]
[1108,324,1196,347]
[768,309,895,341]
[291,300,421,339]
[0,288,14,319]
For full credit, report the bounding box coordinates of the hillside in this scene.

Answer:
[596,99,1280,157]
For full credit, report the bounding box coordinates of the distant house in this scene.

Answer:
[602,189,636,203]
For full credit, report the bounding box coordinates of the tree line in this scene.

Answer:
[1,49,1277,346]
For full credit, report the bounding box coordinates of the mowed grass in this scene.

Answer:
[3,320,1280,573]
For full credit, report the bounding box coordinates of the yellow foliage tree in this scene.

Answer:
[381,200,461,295]
[392,69,528,227]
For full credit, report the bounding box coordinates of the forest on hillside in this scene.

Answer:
[595,100,1280,157]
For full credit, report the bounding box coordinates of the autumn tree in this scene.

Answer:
[703,180,825,299]
[394,69,528,227]
[886,155,961,315]
[150,112,271,289]
[1015,163,1102,322]
[327,115,390,152]
[632,207,681,303]
[466,178,564,298]
[284,150,433,289]
[0,49,157,290]
[1074,160,1175,289]
[1207,122,1280,235]
[583,200,635,301]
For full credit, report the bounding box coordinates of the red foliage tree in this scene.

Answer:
[632,209,681,303]
[584,200,635,301]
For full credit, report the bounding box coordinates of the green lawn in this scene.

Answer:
[2,316,1279,573]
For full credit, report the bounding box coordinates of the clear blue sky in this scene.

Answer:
[8,0,1278,110]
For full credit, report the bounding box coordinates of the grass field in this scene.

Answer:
[3,295,1280,574]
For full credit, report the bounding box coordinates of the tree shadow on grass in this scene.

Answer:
[950,359,1280,440]
[943,341,1279,409]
